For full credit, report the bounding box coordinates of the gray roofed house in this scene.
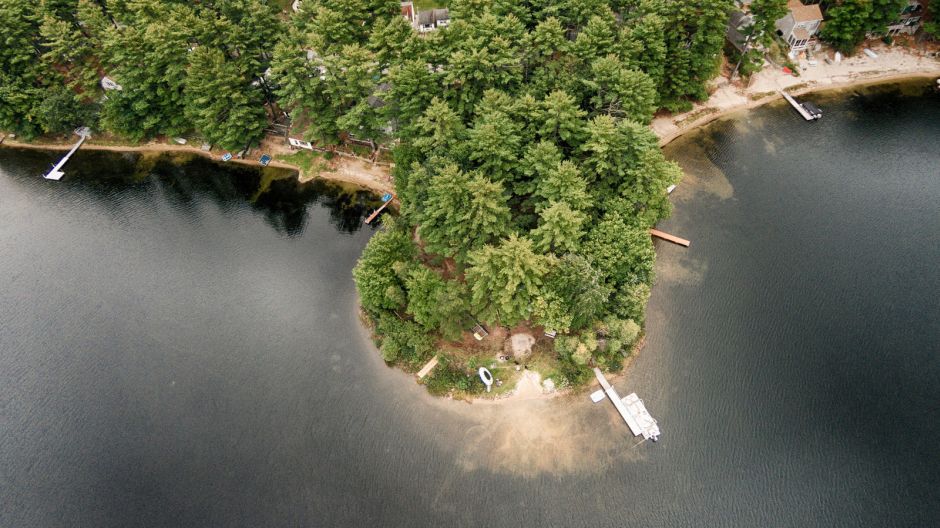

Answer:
[432,8,450,27]
[726,11,754,52]
[416,10,435,32]
[415,8,450,32]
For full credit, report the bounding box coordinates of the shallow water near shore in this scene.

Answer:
[2,82,939,527]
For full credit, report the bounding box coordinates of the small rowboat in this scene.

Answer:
[478,367,494,392]
[259,154,272,167]
[221,153,232,162]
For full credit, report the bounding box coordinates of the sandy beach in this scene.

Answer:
[654,45,940,146]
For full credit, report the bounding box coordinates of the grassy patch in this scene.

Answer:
[413,0,449,11]
[675,107,719,126]
[277,149,325,181]
[749,91,778,101]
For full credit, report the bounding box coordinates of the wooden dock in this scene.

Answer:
[780,91,817,121]
[364,193,394,224]
[650,228,690,247]
[416,356,439,379]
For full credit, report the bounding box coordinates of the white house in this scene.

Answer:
[775,0,824,51]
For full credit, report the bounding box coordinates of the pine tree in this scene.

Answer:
[184,47,267,150]
[466,234,554,326]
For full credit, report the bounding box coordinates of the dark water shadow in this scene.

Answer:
[0,147,386,236]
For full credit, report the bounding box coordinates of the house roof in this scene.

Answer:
[729,11,749,28]
[401,3,414,20]
[726,11,752,51]
[791,26,811,40]
[417,10,433,26]
[788,0,823,22]
[432,8,449,20]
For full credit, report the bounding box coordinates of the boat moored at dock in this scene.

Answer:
[780,91,822,121]
[593,368,660,442]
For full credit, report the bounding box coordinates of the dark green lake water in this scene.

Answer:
[1,83,938,527]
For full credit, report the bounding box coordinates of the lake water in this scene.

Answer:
[1,83,938,527]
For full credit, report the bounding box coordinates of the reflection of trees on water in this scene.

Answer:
[256,178,383,236]
[3,149,383,237]
[150,155,382,236]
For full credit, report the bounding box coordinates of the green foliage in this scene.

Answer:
[583,211,656,287]
[423,356,480,395]
[821,0,906,54]
[926,20,940,39]
[655,0,734,107]
[466,234,554,326]
[822,0,875,54]
[542,254,612,331]
[583,56,657,123]
[595,316,641,365]
[555,333,598,367]
[418,163,511,261]
[185,47,267,150]
[352,220,418,313]
[749,0,788,47]
[405,267,470,340]
[374,311,435,366]
[35,86,96,135]
[531,201,586,254]
[339,0,725,388]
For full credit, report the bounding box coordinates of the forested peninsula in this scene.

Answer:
[2,0,736,395]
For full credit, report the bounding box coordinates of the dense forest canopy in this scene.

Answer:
[340,0,732,385]
[0,0,734,387]
[3,0,932,390]
[0,0,277,148]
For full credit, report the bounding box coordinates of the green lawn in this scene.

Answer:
[413,0,449,11]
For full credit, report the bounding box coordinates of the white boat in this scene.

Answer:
[478,367,493,392]
[621,393,661,442]
[863,48,878,59]
[593,368,661,442]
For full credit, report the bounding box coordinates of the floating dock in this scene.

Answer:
[780,91,820,121]
[650,228,690,247]
[593,368,660,441]
[44,128,91,180]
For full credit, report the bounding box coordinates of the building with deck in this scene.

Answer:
[775,0,824,51]
[886,0,928,36]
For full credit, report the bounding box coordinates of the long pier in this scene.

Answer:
[44,128,91,180]
[780,91,817,121]
[650,228,690,247]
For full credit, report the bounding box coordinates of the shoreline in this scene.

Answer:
[0,137,395,195]
[4,47,935,193]
[4,52,937,405]
[654,48,940,146]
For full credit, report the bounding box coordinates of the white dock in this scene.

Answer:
[593,368,660,441]
[44,128,91,180]
[780,91,818,121]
